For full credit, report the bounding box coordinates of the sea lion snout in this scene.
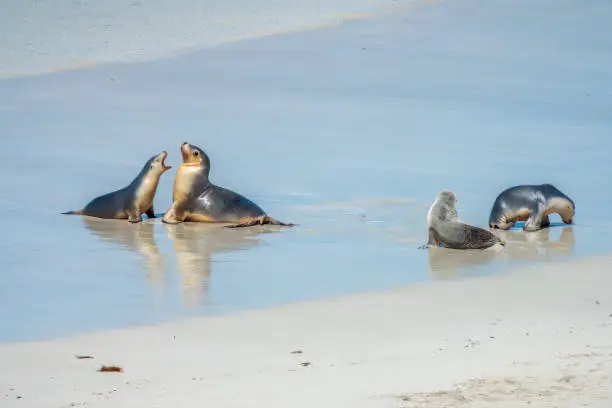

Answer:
[152,150,172,171]
[160,151,172,170]
[180,142,193,160]
[179,142,209,169]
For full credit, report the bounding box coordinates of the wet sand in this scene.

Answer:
[1,0,612,343]
[1,254,611,407]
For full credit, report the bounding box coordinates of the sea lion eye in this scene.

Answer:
[194,151,199,157]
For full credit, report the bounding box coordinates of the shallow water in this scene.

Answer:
[1,0,612,342]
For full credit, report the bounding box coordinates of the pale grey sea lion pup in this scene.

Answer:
[488,184,575,231]
[62,151,172,223]
[427,190,504,250]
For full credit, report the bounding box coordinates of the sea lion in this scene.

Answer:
[62,151,172,223]
[427,190,504,250]
[488,184,575,231]
[161,142,294,228]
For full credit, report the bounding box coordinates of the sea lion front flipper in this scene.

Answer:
[128,212,143,223]
[145,208,156,219]
[126,205,143,223]
[427,227,440,247]
[161,205,185,224]
[161,216,183,225]
[523,205,546,232]
[540,214,550,229]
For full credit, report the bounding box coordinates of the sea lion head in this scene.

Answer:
[436,190,457,208]
[541,184,575,224]
[549,196,575,224]
[180,142,211,177]
[428,190,458,225]
[145,150,172,175]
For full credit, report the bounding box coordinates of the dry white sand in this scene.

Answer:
[1,254,611,407]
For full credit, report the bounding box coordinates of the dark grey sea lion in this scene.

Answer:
[62,151,171,223]
[488,184,575,231]
[427,190,504,250]
[161,142,294,228]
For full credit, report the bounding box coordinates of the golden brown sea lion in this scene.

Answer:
[161,143,294,228]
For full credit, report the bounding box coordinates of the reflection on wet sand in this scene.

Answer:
[83,217,280,306]
[82,217,166,287]
[428,226,575,278]
[166,224,275,306]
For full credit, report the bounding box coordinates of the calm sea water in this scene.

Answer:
[1,0,612,341]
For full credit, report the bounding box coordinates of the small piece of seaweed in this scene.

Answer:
[97,365,123,373]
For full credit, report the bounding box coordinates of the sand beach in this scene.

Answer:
[1,0,612,406]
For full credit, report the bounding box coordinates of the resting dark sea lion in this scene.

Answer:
[427,190,504,250]
[62,151,171,223]
[161,142,294,228]
[488,184,575,231]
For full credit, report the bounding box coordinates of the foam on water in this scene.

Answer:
[1,0,612,341]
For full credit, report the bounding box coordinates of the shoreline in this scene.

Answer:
[2,253,611,407]
[0,0,440,81]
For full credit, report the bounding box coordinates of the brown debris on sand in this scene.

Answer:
[97,365,123,373]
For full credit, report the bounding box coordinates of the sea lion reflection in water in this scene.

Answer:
[62,151,171,222]
[83,217,272,305]
[81,217,166,287]
[428,226,575,278]
[162,143,295,228]
[166,223,272,306]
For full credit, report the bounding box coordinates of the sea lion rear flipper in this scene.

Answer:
[263,216,296,227]
[437,224,502,250]
[225,216,296,229]
[61,210,83,215]
[463,225,504,249]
